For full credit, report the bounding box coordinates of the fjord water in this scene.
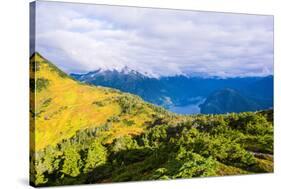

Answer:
[168,98,206,114]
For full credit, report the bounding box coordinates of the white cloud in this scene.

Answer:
[34,1,273,77]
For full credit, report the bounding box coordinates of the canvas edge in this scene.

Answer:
[29,1,37,187]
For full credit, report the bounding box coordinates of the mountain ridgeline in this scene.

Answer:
[30,53,273,187]
[70,69,273,114]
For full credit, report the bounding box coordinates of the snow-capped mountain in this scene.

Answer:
[71,66,157,81]
[70,68,273,114]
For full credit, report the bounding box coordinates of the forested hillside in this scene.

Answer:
[30,53,273,187]
[200,88,262,114]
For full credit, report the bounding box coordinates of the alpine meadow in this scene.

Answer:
[30,1,274,187]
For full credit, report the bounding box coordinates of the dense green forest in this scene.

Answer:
[31,109,273,186]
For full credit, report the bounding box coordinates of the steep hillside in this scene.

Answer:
[200,88,262,114]
[30,53,171,151]
[71,68,168,106]
[241,76,273,108]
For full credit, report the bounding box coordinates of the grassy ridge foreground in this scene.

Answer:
[30,53,163,151]
[30,53,273,187]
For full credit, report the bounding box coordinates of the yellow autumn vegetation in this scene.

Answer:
[30,53,156,151]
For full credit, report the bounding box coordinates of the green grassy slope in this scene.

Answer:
[30,53,273,187]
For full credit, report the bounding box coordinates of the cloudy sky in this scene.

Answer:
[33,1,273,78]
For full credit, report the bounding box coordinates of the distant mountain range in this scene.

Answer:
[70,67,273,114]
